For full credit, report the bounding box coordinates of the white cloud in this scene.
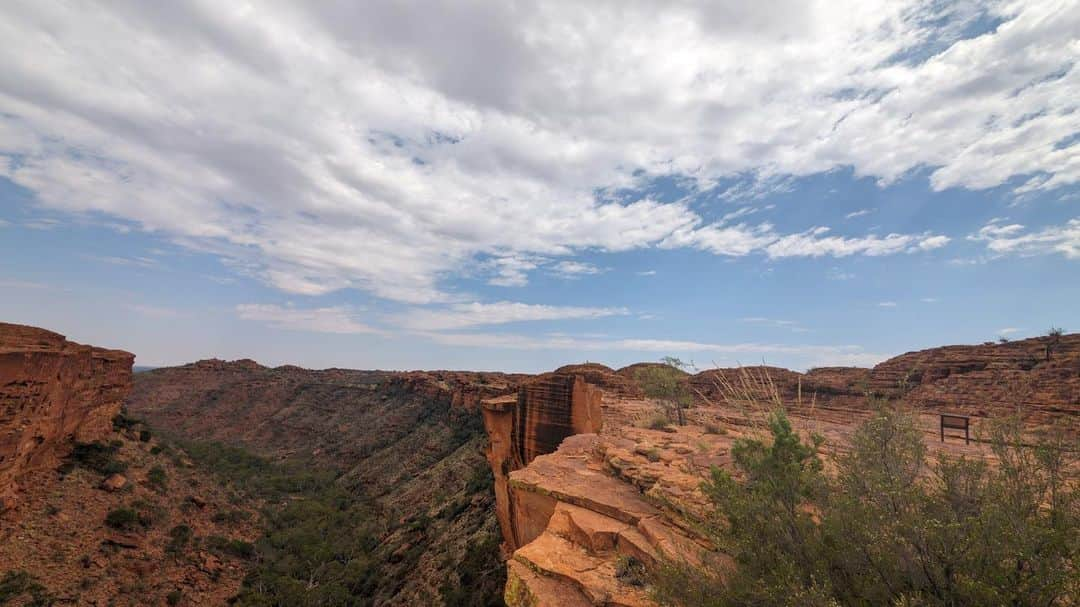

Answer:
[393,301,629,331]
[485,256,544,288]
[637,270,657,276]
[921,297,939,303]
[844,209,873,220]
[879,301,898,307]
[968,219,1080,259]
[740,317,808,332]
[0,1,1074,303]
[550,260,605,279]
[236,304,382,335]
[765,228,947,258]
[421,331,890,367]
[0,219,9,227]
[998,327,1022,335]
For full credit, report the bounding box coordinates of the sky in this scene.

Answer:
[0,0,1077,372]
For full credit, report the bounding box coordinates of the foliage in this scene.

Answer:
[638,357,693,425]
[166,525,193,555]
[147,465,168,491]
[0,571,54,607]
[652,407,1079,607]
[206,535,256,559]
[166,589,183,606]
[438,530,505,607]
[104,508,141,531]
[65,441,126,476]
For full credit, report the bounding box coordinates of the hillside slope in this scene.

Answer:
[127,360,527,605]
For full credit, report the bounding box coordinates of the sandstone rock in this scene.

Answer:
[99,473,127,492]
[483,374,603,550]
[0,322,133,507]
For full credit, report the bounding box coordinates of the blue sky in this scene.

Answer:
[0,1,1077,371]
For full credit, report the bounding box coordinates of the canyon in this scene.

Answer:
[1,321,1077,605]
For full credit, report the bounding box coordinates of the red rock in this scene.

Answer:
[0,322,133,507]
[99,473,127,492]
[482,373,602,550]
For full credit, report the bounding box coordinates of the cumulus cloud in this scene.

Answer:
[0,1,1074,303]
[968,219,1080,258]
[393,301,629,331]
[236,304,382,335]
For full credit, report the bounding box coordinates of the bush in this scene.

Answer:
[206,535,256,559]
[166,589,183,606]
[646,414,671,430]
[147,466,168,491]
[104,508,140,531]
[0,570,53,607]
[139,429,153,442]
[66,442,126,476]
[166,525,193,555]
[651,407,1080,607]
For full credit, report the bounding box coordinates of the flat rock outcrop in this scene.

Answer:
[0,322,133,509]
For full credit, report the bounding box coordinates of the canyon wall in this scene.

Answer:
[0,322,133,509]
[482,373,603,550]
[127,360,525,606]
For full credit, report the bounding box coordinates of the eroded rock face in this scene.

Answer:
[482,373,603,550]
[0,322,133,508]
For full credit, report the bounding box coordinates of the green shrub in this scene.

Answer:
[206,535,255,559]
[67,442,126,476]
[138,429,153,442]
[166,589,183,606]
[651,407,1080,607]
[104,508,140,531]
[166,525,193,555]
[147,466,168,491]
[646,414,671,430]
[0,570,53,606]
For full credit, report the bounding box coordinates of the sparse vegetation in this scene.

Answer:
[64,441,126,476]
[638,357,693,426]
[104,508,140,531]
[651,406,1080,607]
[0,570,54,607]
[147,465,168,491]
[1045,326,1065,361]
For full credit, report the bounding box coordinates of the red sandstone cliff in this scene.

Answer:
[486,335,1080,605]
[0,323,133,510]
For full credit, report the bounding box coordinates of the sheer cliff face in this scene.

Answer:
[482,373,602,550]
[0,323,133,509]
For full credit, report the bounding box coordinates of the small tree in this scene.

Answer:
[1045,326,1065,361]
[637,357,693,426]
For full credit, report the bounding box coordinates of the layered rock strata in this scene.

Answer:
[482,373,603,550]
[0,322,133,509]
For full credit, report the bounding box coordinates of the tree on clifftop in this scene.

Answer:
[637,356,693,426]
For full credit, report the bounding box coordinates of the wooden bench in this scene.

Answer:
[940,414,970,445]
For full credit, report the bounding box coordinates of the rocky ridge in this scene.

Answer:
[486,333,1080,606]
[0,322,133,510]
